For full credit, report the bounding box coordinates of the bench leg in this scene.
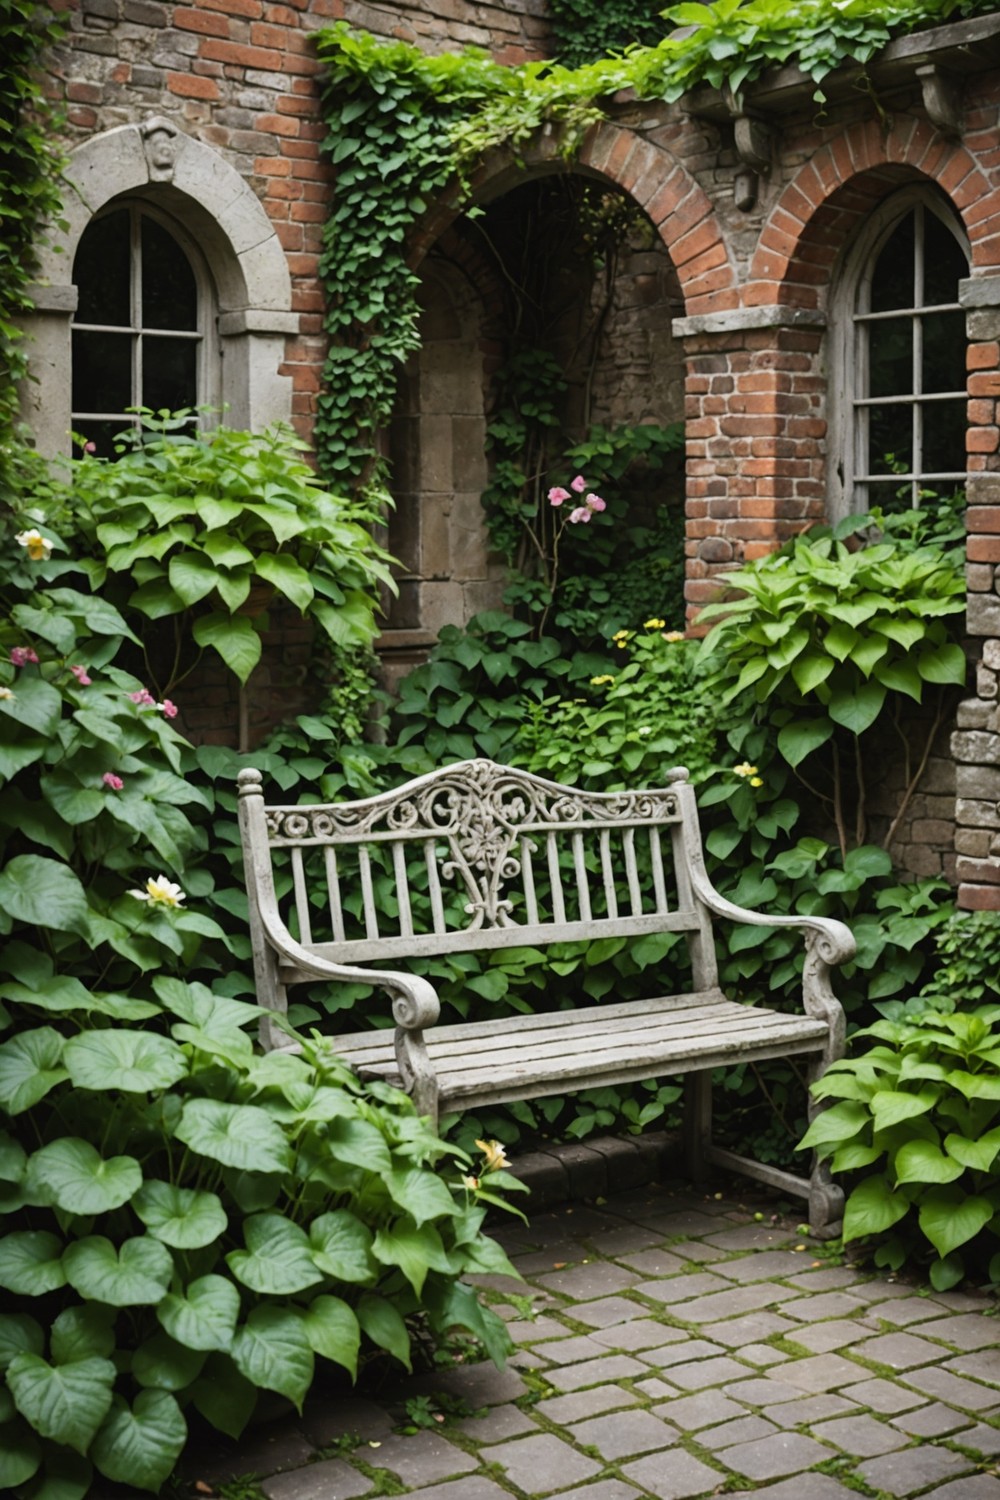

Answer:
[684,1070,712,1186]
[806,1056,844,1238]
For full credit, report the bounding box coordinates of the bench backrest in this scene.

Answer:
[240,758,719,986]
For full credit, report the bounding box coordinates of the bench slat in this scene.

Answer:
[324,847,345,944]
[599,828,617,920]
[425,839,446,934]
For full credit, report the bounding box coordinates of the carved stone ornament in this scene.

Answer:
[915,64,962,139]
[721,82,774,212]
[140,115,179,182]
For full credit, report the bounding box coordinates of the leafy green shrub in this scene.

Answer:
[0,977,518,1494]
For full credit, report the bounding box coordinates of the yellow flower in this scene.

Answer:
[662,630,685,642]
[644,617,666,630]
[0,686,13,701]
[15,529,53,561]
[475,1138,509,1173]
[462,1174,480,1191]
[611,629,630,642]
[733,762,759,778]
[590,674,615,686]
[750,777,763,788]
[129,875,186,907]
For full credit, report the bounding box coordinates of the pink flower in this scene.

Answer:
[70,664,92,686]
[548,487,570,506]
[586,493,606,513]
[84,441,96,455]
[569,506,591,524]
[129,688,156,707]
[10,647,39,667]
[160,699,178,719]
[570,475,587,493]
[102,772,124,791]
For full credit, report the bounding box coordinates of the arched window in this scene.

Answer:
[71,202,215,454]
[832,190,969,516]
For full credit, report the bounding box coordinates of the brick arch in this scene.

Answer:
[748,116,994,308]
[409,121,737,317]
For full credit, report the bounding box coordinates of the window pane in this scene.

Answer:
[922,310,966,394]
[923,213,968,307]
[868,404,912,475]
[142,218,197,331]
[72,330,133,414]
[869,215,914,312]
[869,316,912,398]
[922,398,966,477]
[866,476,913,514]
[141,336,198,414]
[74,418,139,460]
[74,209,131,327]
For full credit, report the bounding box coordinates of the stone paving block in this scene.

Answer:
[550,1483,643,1500]
[931,1290,991,1313]
[568,1406,680,1460]
[846,1278,916,1302]
[697,1414,778,1449]
[513,1243,594,1274]
[651,1389,748,1430]
[353,1430,478,1487]
[783,1266,871,1291]
[788,1318,869,1353]
[738,1343,791,1367]
[507,1315,575,1344]
[890,1402,973,1438]
[199,1428,314,1481]
[909,1313,1000,1349]
[781,1291,873,1321]
[533,1261,640,1299]
[777,1352,866,1392]
[921,1479,1000,1499]
[590,1223,665,1256]
[905,1365,1000,1411]
[572,1295,649,1329]
[455,1404,538,1441]
[954,1422,1000,1456]
[857,1331,949,1368]
[532,1333,614,1366]
[700,1311,798,1347]
[535,1384,642,1424]
[702,1222,798,1250]
[723,1375,813,1406]
[719,1430,833,1479]
[617,1246,690,1277]
[655,1355,752,1390]
[674,1282,799,1323]
[299,1395,393,1446]
[404,1478,518,1500]
[479,1431,602,1493]
[635,1337,725,1367]
[590,1318,687,1351]
[725,1476,858,1499]
[841,1376,928,1413]
[633,1208,727,1237]
[857,1445,973,1496]
[424,1362,527,1408]
[544,1353,649,1391]
[620,1447,723,1498]
[813,1412,909,1456]
[634,1270,731,1302]
[945,1351,1000,1386]
[763,1392,859,1427]
[678,1239,724,1263]
[864,1295,949,1326]
[707,1248,814,1281]
[261,1461,371,1500]
[633,1376,681,1400]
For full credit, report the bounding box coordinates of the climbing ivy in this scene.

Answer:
[0,1,67,492]
[546,0,667,69]
[314,0,995,493]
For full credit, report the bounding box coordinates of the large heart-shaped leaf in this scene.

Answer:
[63,1030,187,1094]
[0,1417,41,1489]
[384,1169,460,1227]
[0,1231,66,1294]
[175,1098,291,1174]
[132,1332,207,1391]
[231,1306,313,1409]
[372,1221,451,1297]
[188,1353,256,1439]
[0,1313,44,1373]
[843,1175,910,1243]
[0,1027,67,1114]
[308,1210,373,1283]
[156,1274,240,1352]
[254,553,314,613]
[0,856,89,933]
[227,1213,323,1295]
[63,1235,173,1307]
[192,613,261,685]
[133,1180,227,1249]
[356,1294,411,1372]
[322,1117,392,1174]
[919,1188,995,1259]
[168,552,220,606]
[827,680,886,735]
[870,1088,939,1130]
[0,674,62,735]
[893,1139,964,1186]
[303,1296,360,1379]
[51,1304,117,1364]
[7,1352,115,1453]
[26,1139,142,1216]
[90,1390,186,1493]
[152,976,260,1032]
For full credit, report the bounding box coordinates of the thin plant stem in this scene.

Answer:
[883,694,946,854]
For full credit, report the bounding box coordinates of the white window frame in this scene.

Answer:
[829,186,969,520]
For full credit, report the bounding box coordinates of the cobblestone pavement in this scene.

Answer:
[183,1180,1000,1500]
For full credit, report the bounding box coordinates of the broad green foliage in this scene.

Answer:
[0,977,518,1493]
[0,1,67,481]
[63,416,394,694]
[803,919,1000,1287]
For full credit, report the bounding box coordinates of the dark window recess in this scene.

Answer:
[869,217,914,312]
[142,217,197,331]
[74,209,131,327]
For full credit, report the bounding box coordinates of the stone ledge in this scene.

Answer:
[511,1130,678,1210]
[671,306,827,339]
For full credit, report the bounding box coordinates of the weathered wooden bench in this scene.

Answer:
[238,758,854,1233]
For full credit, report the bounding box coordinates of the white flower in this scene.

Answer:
[16,529,53,561]
[129,875,186,908]
[475,1138,510,1173]
[0,686,14,701]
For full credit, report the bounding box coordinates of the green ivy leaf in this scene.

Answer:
[0,1312,44,1373]
[132,1331,207,1391]
[227,1213,324,1295]
[944,1127,1000,1173]
[356,1293,411,1371]
[776,718,833,768]
[90,1390,187,1493]
[168,551,220,606]
[843,1174,910,1243]
[893,1139,964,1186]
[63,1235,173,1307]
[133,1180,227,1249]
[231,1306,314,1410]
[372,1220,451,1297]
[827,680,886,735]
[6,1352,115,1453]
[918,1188,994,1259]
[308,1209,374,1283]
[191,612,262,684]
[175,1098,292,1174]
[0,1026,67,1114]
[0,855,89,933]
[870,1088,939,1130]
[62,1029,188,1094]
[917,644,966,684]
[0,1418,41,1489]
[50,1304,117,1364]
[156,1274,240,1352]
[303,1295,361,1379]
[0,1231,66,1295]
[26,1139,143,1215]
[322,1117,392,1174]
[384,1167,461,1226]
[187,1354,256,1439]
[255,553,314,612]
[798,1101,868,1152]
[0,674,62,735]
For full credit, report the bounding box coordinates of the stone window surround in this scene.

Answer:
[20,120,297,456]
[827,184,970,522]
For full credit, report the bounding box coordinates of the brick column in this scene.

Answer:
[953,277,1000,910]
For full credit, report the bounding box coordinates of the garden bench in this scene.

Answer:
[238,758,854,1234]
